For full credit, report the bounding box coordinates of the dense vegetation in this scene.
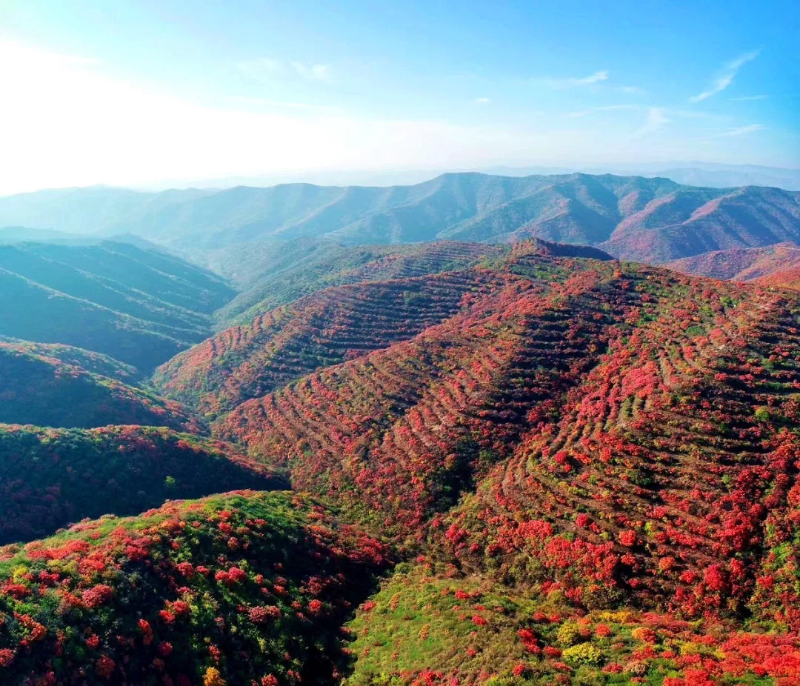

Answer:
[0,337,140,382]
[0,425,286,544]
[0,342,198,430]
[205,239,505,327]
[344,562,800,684]
[0,241,234,370]
[205,242,800,629]
[0,491,389,684]
[1,231,799,684]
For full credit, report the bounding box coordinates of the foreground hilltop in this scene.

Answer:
[0,491,388,684]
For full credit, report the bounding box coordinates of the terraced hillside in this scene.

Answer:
[157,240,613,416]
[0,241,234,369]
[157,268,510,416]
[442,277,800,622]
[0,425,286,544]
[207,239,505,326]
[0,341,199,430]
[0,491,388,684]
[208,242,800,628]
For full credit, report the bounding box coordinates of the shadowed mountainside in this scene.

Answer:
[0,424,287,544]
[0,241,234,370]
[0,341,201,431]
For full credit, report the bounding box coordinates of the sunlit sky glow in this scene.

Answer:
[1,0,798,195]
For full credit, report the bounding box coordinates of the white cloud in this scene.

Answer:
[237,58,331,82]
[689,50,760,103]
[0,39,613,194]
[567,104,639,118]
[290,62,331,81]
[0,39,787,195]
[707,124,765,138]
[474,97,491,105]
[633,107,670,137]
[730,94,768,101]
[619,85,647,95]
[538,70,609,89]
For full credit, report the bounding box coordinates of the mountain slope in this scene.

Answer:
[0,337,140,382]
[204,239,505,326]
[209,244,800,628]
[0,491,388,684]
[755,265,800,290]
[668,241,800,285]
[0,425,286,544]
[0,342,200,430]
[156,267,510,416]
[0,241,234,369]
[344,561,800,685]
[2,174,798,263]
[157,240,613,416]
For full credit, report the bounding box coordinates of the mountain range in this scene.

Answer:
[2,173,799,266]
[0,196,799,682]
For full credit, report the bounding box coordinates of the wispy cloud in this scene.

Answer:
[689,50,760,103]
[567,104,639,118]
[633,107,670,137]
[619,85,647,95]
[538,70,609,89]
[474,97,491,105]
[730,94,768,101]
[238,58,331,82]
[706,124,765,138]
[290,62,331,81]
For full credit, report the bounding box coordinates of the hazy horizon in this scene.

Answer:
[1,0,798,195]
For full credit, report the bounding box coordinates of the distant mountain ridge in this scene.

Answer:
[2,173,798,264]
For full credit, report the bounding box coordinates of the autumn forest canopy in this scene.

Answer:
[0,172,799,685]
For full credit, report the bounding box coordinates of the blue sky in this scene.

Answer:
[1,0,798,193]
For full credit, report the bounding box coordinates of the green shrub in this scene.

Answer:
[563,642,602,665]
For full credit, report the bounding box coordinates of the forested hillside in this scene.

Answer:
[0,341,200,430]
[0,241,234,370]
[1,236,799,685]
[0,491,387,684]
[0,425,286,544]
